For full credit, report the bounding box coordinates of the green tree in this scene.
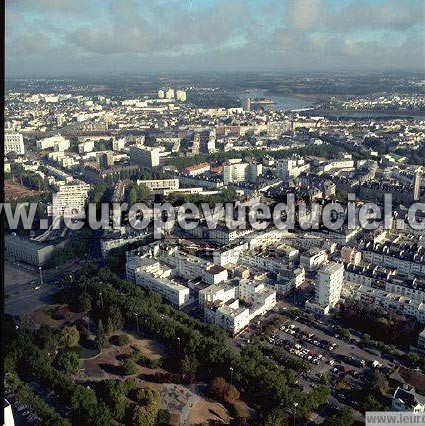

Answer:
[95,320,106,351]
[181,355,199,375]
[116,334,130,346]
[78,293,92,313]
[55,350,80,376]
[70,386,97,420]
[325,407,353,426]
[60,326,80,348]
[131,388,161,426]
[101,380,128,421]
[363,394,384,412]
[106,318,114,335]
[265,409,288,426]
[123,359,138,376]
[108,305,124,331]
[370,371,389,396]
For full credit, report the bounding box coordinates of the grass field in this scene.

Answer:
[4,179,42,201]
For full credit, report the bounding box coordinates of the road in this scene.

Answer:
[4,260,87,316]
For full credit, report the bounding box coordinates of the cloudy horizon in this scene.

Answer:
[6,0,425,77]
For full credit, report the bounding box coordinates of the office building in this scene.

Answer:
[5,234,65,266]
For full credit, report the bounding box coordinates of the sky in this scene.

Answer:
[5,0,425,76]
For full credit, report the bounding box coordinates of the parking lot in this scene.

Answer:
[235,309,397,423]
[268,323,337,366]
[5,386,42,425]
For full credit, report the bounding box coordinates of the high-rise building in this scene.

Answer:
[176,90,187,102]
[48,180,91,217]
[97,152,114,168]
[413,170,422,201]
[276,157,310,181]
[223,162,262,184]
[57,114,66,127]
[244,97,251,112]
[166,88,175,99]
[4,129,25,155]
[158,89,165,99]
[316,262,344,310]
[129,146,161,168]
[207,129,216,153]
[191,133,200,155]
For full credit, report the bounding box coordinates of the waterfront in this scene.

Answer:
[240,89,316,112]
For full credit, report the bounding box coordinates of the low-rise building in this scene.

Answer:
[392,385,425,412]
[5,234,65,266]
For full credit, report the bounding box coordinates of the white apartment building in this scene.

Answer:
[199,282,238,307]
[36,135,70,151]
[306,262,344,314]
[78,140,95,153]
[112,137,126,151]
[136,178,179,192]
[4,399,15,426]
[322,159,355,173]
[202,277,276,335]
[240,252,288,275]
[213,242,249,266]
[385,280,425,303]
[223,162,262,184]
[129,146,160,167]
[239,278,277,313]
[126,255,190,308]
[245,228,291,250]
[48,180,90,217]
[160,249,228,285]
[208,227,253,245]
[363,247,425,275]
[317,262,344,308]
[341,246,362,265]
[205,299,250,335]
[276,158,310,181]
[4,130,25,155]
[343,282,425,324]
[276,267,306,294]
[300,248,328,271]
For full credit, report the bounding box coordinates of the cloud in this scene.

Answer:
[285,0,324,32]
[6,0,98,18]
[5,0,425,75]
[326,0,424,32]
